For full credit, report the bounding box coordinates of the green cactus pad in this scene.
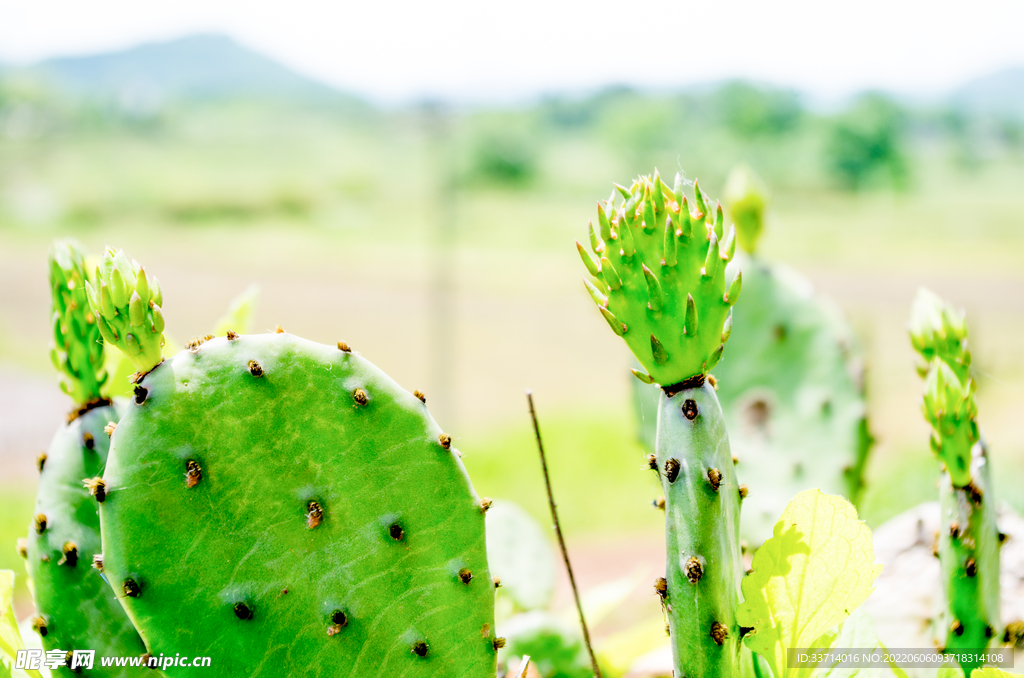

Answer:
[26,403,148,673]
[578,171,740,386]
[633,257,871,546]
[85,248,166,374]
[49,239,107,406]
[656,381,744,678]
[99,332,496,677]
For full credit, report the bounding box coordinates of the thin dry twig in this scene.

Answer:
[526,390,602,678]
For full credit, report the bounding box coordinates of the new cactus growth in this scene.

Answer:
[909,289,1001,674]
[89,248,496,677]
[26,239,147,672]
[633,165,871,546]
[578,172,744,678]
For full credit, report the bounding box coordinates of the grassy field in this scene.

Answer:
[2,95,1024,615]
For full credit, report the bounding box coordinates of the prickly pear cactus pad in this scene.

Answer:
[908,289,1001,673]
[99,333,496,677]
[26,405,148,670]
[709,258,870,545]
[26,239,146,674]
[577,171,740,386]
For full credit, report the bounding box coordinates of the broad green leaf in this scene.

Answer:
[737,490,882,678]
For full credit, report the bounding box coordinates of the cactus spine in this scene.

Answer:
[909,289,1001,674]
[26,239,146,673]
[89,249,496,677]
[578,171,744,678]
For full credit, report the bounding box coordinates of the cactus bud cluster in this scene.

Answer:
[85,247,165,373]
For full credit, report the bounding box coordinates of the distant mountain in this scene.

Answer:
[21,33,363,107]
[950,67,1024,117]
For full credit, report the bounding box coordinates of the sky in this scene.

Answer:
[3,0,1024,105]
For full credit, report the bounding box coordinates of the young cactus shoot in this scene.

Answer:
[85,247,166,374]
[908,289,1001,673]
[49,239,108,405]
[579,171,744,678]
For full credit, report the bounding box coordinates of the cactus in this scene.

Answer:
[909,289,1001,674]
[577,171,744,678]
[24,239,147,672]
[633,165,871,546]
[88,248,496,677]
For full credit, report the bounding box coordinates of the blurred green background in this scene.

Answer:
[1,35,1023,629]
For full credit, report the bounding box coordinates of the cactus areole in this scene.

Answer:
[579,172,744,678]
[89,249,496,677]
